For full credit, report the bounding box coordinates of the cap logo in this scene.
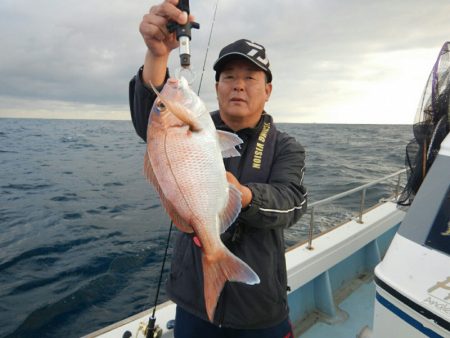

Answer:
[245,41,269,66]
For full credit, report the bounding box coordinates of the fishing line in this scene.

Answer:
[197,0,220,96]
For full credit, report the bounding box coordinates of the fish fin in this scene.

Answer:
[219,183,242,233]
[216,130,243,158]
[144,152,194,233]
[149,81,202,132]
[202,249,260,322]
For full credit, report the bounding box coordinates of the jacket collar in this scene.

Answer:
[211,111,269,137]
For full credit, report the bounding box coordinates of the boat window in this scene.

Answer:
[425,186,450,255]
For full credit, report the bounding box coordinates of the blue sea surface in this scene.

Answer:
[0,118,411,337]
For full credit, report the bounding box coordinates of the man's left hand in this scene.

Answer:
[226,172,252,209]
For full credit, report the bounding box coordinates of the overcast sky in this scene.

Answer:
[1,0,449,123]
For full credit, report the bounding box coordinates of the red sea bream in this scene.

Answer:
[144,77,260,321]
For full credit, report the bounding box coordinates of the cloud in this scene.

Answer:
[1,0,146,106]
[1,0,450,123]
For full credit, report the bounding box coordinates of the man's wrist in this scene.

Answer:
[142,50,169,86]
[139,66,170,93]
[241,185,253,209]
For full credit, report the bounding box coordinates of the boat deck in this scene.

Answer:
[301,280,374,338]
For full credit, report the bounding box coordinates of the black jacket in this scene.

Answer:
[129,67,307,329]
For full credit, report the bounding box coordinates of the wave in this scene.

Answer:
[1,183,53,191]
[0,232,123,274]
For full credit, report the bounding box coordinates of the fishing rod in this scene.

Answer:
[144,222,173,338]
[197,0,220,95]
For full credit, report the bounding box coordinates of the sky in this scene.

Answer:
[1,0,449,124]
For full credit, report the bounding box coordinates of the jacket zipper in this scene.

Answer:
[236,133,248,181]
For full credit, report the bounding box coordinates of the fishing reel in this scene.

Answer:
[145,325,163,338]
[120,317,162,338]
[144,316,163,338]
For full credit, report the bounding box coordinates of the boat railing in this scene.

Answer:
[306,168,407,250]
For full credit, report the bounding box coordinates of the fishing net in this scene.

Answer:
[397,42,450,206]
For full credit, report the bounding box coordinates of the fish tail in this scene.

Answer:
[202,249,260,322]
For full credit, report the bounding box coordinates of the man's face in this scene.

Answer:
[215,58,272,129]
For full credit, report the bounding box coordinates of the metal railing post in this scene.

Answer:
[357,188,366,224]
[394,172,402,199]
[307,207,315,250]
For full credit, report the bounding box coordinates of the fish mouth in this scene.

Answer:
[167,78,179,86]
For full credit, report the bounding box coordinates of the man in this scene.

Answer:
[129,1,307,337]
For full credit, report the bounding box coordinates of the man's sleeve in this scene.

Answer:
[239,134,308,229]
[129,66,169,142]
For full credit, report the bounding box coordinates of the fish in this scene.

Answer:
[143,76,260,322]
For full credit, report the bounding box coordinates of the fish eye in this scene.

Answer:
[156,100,166,112]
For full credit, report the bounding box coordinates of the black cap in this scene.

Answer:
[213,39,272,83]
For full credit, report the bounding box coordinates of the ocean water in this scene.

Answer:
[0,118,411,337]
